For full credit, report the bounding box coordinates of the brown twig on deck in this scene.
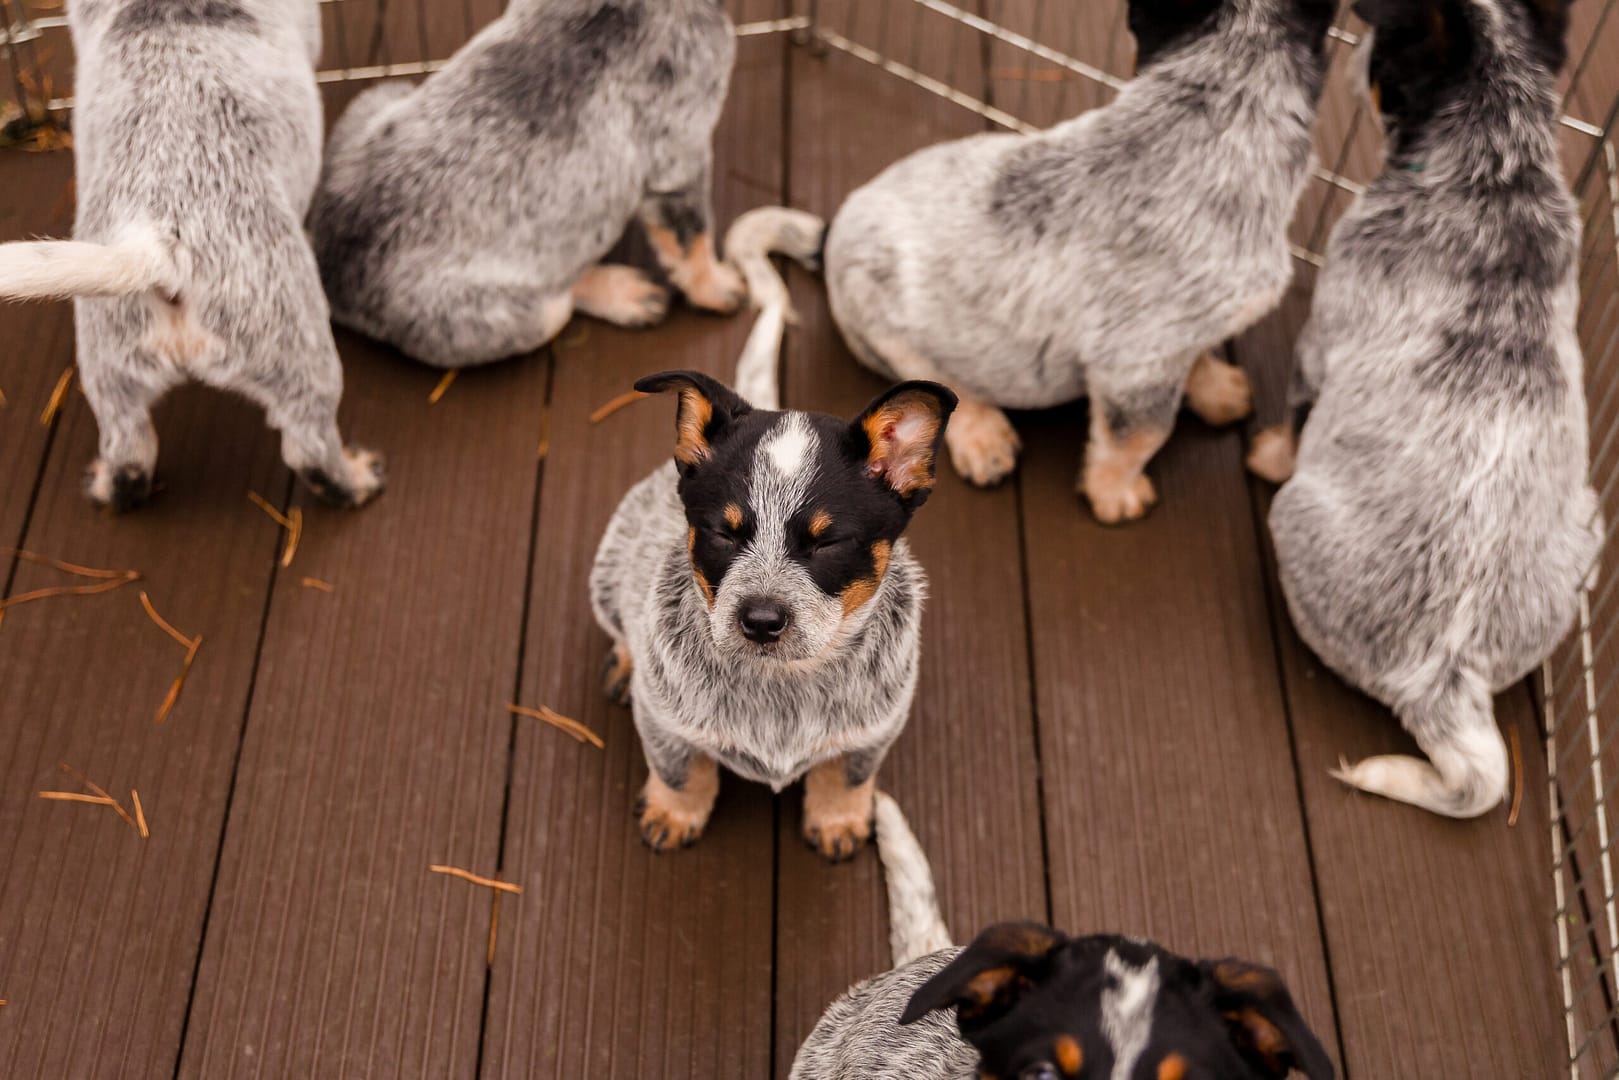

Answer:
[589,390,648,424]
[247,491,302,567]
[1508,723,1524,827]
[428,865,522,894]
[39,365,73,427]
[140,591,202,724]
[428,369,458,404]
[506,703,605,749]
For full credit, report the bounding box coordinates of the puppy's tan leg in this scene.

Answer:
[1081,407,1169,525]
[864,333,1020,487]
[600,639,633,706]
[638,753,719,853]
[803,757,878,862]
[1246,424,1298,484]
[573,265,671,329]
[1183,352,1252,427]
[640,188,747,314]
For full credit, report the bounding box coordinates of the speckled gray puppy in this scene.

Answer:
[1262,0,1602,817]
[308,0,746,368]
[0,0,383,511]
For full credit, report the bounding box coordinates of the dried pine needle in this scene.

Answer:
[429,368,458,404]
[131,789,149,839]
[5,549,138,579]
[487,891,501,967]
[0,386,7,406]
[37,791,118,806]
[0,566,140,626]
[247,489,294,528]
[140,591,201,723]
[1508,723,1524,828]
[39,365,73,427]
[506,703,604,749]
[139,590,193,649]
[247,491,301,567]
[535,408,551,461]
[428,864,522,894]
[55,764,138,831]
[301,577,335,593]
[589,390,648,424]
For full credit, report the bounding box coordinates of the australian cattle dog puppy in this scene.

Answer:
[0,0,383,511]
[792,795,1335,1079]
[308,0,746,368]
[1251,0,1602,817]
[731,0,1334,522]
[588,257,956,857]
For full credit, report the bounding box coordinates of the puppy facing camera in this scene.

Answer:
[589,369,955,859]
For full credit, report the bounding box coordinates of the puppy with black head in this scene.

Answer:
[1248,0,1602,818]
[792,794,1335,1079]
[589,296,956,856]
[727,0,1334,523]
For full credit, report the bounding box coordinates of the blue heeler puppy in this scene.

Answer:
[1251,0,1603,817]
[0,0,384,511]
[727,0,1335,523]
[307,0,746,369]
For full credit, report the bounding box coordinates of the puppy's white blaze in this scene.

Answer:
[1102,951,1160,1080]
[765,415,813,477]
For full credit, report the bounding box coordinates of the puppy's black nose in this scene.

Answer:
[739,599,791,643]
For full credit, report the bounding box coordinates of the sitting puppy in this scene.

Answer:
[793,795,1334,1079]
[1250,0,1602,817]
[734,0,1334,522]
[0,0,383,510]
[588,254,956,856]
[307,0,746,368]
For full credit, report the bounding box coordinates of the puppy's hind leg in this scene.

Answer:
[1183,351,1252,427]
[247,347,385,509]
[1081,358,1187,524]
[572,265,670,330]
[639,166,747,315]
[600,639,633,706]
[1332,670,1509,818]
[79,361,169,512]
[636,733,720,853]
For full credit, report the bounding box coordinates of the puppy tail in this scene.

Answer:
[875,791,952,967]
[0,224,181,302]
[723,207,827,411]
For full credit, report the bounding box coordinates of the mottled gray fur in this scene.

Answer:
[1269,0,1603,816]
[0,0,382,510]
[308,0,740,367]
[822,0,1329,503]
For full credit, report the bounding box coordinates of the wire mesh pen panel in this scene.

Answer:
[4,0,1619,1073]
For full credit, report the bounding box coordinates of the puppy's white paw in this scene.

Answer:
[1246,425,1297,484]
[683,258,747,315]
[574,266,671,329]
[341,445,387,507]
[1184,353,1252,427]
[945,402,1021,487]
[85,460,154,513]
[1083,470,1157,525]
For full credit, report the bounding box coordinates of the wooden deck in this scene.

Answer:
[0,9,1588,1078]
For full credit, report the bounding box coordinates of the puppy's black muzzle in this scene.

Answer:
[739,598,791,644]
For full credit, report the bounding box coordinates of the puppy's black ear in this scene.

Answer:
[848,381,957,508]
[1200,959,1335,1080]
[635,371,752,473]
[899,921,1067,1028]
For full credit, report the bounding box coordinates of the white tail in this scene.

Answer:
[722,207,827,410]
[874,791,952,967]
[0,226,179,302]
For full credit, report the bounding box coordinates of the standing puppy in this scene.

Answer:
[308,0,746,368]
[0,0,383,511]
[735,0,1333,522]
[1254,0,1601,817]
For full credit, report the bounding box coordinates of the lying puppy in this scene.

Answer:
[1250,0,1602,817]
[734,0,1334,522]
[793,795,1334,1079]
[0,0,382,511]
[308,0,746,368]
[589,233,956,857]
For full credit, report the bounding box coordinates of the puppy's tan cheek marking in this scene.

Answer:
[838,540,892,616]
[808,509,832,537]
[724,502,744,530]
[1054,1035,1083,1075]
[687,527,715,607]
[1157,1053,1186,1080]
[673,388,713,466]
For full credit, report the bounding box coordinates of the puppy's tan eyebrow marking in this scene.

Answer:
[1054,1034,1083,1075]
[808,509,832,537]
[724,503,744,530]
[1157,1053,1186,1080]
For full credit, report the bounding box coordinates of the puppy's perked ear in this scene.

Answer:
[900,921,1067,1027]
[849,381,957,505]
[1200,959,1336,1080]
[635,370,752,472]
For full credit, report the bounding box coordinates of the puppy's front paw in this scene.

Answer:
[803,761,876,863]
[804,813,873,863]
[945,402,1021,487]
[683,259,747,315]
[575,265,671,329]
[1082,470,1157,525]
[1245,425,1297,485]
[301,445,387,509]
[86,460,154,513]
[1184,353,1253,427]
[636,762,718,854]
[601,642,632,706]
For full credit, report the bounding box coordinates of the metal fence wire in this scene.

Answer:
[3,0,1619,1073]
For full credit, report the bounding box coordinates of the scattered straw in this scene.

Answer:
[6,549,138,579]
[131,789,149,839]
[0,552,141,627]
[429,369,458,404]
[1508,723,1524,827]
[588,390,648,425]
[506,703,604,749]
[140,591,201,723]
[301,577,335,593]
[55,764,138,832]
[535,408,551,461]
[39,365,73,427]
[247,491,302,567]
[428,864,522,894]
[37,791,118,806]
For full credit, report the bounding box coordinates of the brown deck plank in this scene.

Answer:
[1236,293,1564,1076]
[175,335,547,1079]
[771,38,1047,1078]
[479,27,786,1080]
